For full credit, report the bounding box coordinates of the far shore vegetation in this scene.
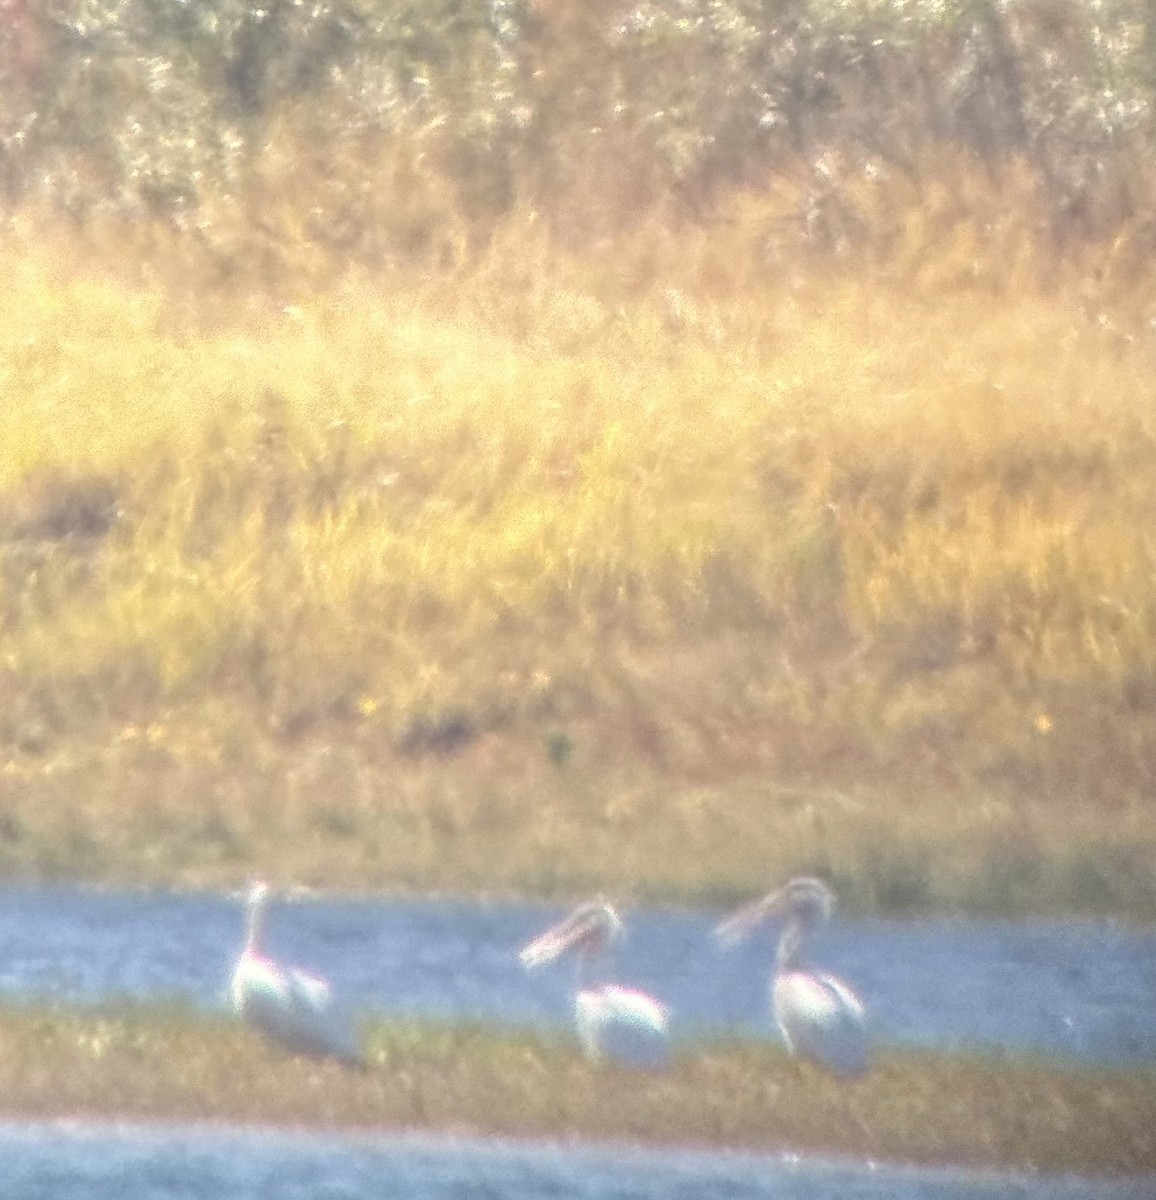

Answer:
[0,1005,1151,1177]
[1,1,1156,915]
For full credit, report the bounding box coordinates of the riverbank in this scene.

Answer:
[4,0,1156,927]
[3,209,1156,919]
[3,728,1155,919]
[0,1007,1151,1178]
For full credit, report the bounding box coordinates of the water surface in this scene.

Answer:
[2,1123,1150,1200]
[0,887,1151,1064]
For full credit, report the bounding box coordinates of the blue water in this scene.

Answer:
[0,888,1152,1196]
[1,1123,1150,1200]
[0,887,1151,1065]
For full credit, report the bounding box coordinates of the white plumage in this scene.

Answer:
[230,881,364,1069]
[717,876,868,1078]
[520,900,669,1067]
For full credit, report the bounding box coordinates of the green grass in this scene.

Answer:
[0,1005,1151,1177]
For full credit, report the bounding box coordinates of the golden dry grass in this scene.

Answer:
[1,164,1156,912]
[0,1006,1151,1178]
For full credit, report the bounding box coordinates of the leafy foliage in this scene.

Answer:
[3,1,1155,274]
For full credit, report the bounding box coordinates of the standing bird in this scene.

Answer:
[519,899,670,1066]
[230,881,365,1069]
[716,876,868,1078]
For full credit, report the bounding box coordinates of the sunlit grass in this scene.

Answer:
[2,168,1156,911]
[0,1005,1151,1176]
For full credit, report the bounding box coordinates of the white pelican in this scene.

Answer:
[716,876,868,1078]
[519,899,670,1067]
[230,881,365,1069]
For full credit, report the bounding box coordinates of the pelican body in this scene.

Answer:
[520,900,669,1066]
[717,876,868,1078]
[230,881,364,1069]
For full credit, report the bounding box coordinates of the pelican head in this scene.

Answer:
[519,900,624,969]
[773,876,835,925]
[715,875,835,946]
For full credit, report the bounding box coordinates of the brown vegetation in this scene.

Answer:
[0,2,1154,911]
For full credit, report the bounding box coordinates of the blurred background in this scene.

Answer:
[0,1,1153,916]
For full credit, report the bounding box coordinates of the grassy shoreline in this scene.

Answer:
[1,729,1154,918]
[2,3,1156,923]
[4,162,1156,921]
[0,1006,1152,1178]
[6,202,1156,913]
